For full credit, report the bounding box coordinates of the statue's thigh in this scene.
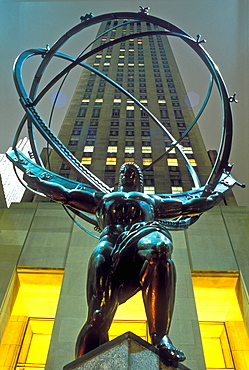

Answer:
[137,231,173,259]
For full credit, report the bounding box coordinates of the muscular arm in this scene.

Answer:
[24,172,99,214]
[153,172,238,220]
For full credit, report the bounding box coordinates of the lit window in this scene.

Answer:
[128,63,134,66]
[113,99,121,103]
[184,147,193,154]
[143,158,152,166]
[144,186,155,194]
[107,146,118,153]
[124,158,134,163]
[199,322,234,369]
[189,159,197,166]
[16,318,54,367]
[120,49,125,51]
[118,63,124,66]
[1,268,63,368]
[125,146,134,154]
[140,99,148,104]
[119,55,125,58]
[192,273,249,370]
[81,158,92,165]
[158,99,166,104]
[142,146,152,153]
[106,55,112,58]
[171,186,183,194]
[95,98,103,103]
[138,63,144,66]
[167,158,178,166]
[83,146,94,152]
[126,106,134,110]
[82,99,90,103]
[93,63,99,66]
[106,158,117,165]
[104,63,110,66]
[96,55,102,58]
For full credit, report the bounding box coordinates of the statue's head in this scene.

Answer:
[118,163,144,192]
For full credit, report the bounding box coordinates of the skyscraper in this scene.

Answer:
[50,19,213,196]
[0,137,32,207]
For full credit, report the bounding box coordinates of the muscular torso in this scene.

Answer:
[96,191,155,230]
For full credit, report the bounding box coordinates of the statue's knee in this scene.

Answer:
[152,239,172,260]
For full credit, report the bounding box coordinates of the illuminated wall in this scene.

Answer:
[0,202,249,370]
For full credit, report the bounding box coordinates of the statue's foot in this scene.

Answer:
[152,334,186,362]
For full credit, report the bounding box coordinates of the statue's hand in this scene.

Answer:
[23,170,42,189]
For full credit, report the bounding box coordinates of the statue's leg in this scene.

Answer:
[137,231,185,362]
[75,238,119,358]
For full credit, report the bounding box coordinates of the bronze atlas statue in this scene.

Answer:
[7,9,244,365]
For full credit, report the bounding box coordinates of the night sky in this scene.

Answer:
[1,0,248,206]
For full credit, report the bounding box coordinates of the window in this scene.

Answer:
[171,186,183,194]
[124,157,134,163]
[68,140,78,146]
[112,109,120,118]
[141,131,150,137]
[189,159,197,166]
[95,98,103,104]
[183,147,193,154]
[144,186,155,194]
[160,109,169,118]
[78,108,86,117]
[107,146,118,153]
[110,130,119,136]
[106,157,117,165]
[72,129,81,135]
[142,146,152,153]
[92,108,100,118]
[83,146,94,152]
[174,110,183,118]
[143,158,152,166]
[113,99,121,104]
[90,121,98,127]
[167,158,178,166]
[81,157,92,165]
[126,110,134,118]
[140,110,148,118]
[1,268,63,369]
[192,272,249,370]
[75,121,83,126]
[125,146,134,154]
[126,130,134,136]
[88,129,97,136]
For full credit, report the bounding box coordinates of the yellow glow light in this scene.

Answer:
[106,158,116,165]
[192,272,249,370]
[81,158,92,165]
[167,158,178,166]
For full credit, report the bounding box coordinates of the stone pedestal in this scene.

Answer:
[63,332,191,370]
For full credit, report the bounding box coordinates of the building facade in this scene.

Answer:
[0,138,31,208]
